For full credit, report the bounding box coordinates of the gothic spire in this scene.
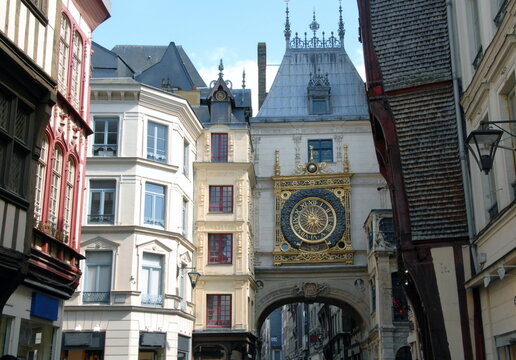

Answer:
[284,0,291,48]
[218,59,224,79]
[338,0,345,45]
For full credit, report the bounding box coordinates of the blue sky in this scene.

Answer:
[93,0,365,113]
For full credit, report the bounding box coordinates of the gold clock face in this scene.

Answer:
[290,197,336,244]
[215,90,227,101]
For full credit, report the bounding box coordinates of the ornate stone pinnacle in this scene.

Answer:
[275,149,281,176]
[284,2,291,46]
[338,0,345,44]
[218,59,224,78]
[343,144,350,173]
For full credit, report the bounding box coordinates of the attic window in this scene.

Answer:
[307,70,331,115]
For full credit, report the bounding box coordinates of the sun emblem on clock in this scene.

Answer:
[281,189,345,250]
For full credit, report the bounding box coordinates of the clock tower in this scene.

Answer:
[272,146,353,265]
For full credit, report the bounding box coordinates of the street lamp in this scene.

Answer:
[466,129,503,174]
[187,270,201,289]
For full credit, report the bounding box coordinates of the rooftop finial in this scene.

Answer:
[218,59,224,78]
[242,69,246,89]
[284,0,291,47]
[309,10,319,38]
[338,0,345,45]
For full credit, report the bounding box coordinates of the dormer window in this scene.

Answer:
[307,70,331,115]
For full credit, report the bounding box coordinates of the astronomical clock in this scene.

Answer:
[272,146,354,265]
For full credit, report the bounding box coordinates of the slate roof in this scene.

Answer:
[91,42,134,78]
[387,83,467,240]
[110,43,207,89]
[369,0,452,92]
[367,0,468,240]
[253,46,369,121]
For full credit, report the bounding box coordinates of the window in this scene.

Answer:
[142,253,163,306]
[208,234,232,264]
[147,122,167,162]
[89,180,115,224]
[391,272,409,322]
[57,14,70,95]
[183,140,190,175]
[379,218,394,246]
[308,139,333,162]
[505,87,516,200]
[57,14,84,111]
[311,98,329,114]
[63,158,75,239]
[211,133,228,162]
[49,146,63,228]
[0,316,12,355]
[35,136,49,221]
[209,185,233,213]
[0,88,33,199]
[17,320,54,360]
[207,294,231,328]
[467,0,483,69]
[83,251,112,303]
[93,117,118,156]
[144,183,165,228]
[71,32,83,109]
[370,278,376,312]
[182,199,188,235]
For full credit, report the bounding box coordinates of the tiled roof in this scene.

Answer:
[368,0,468,240]
[370,0,452,92]
[387,83,468,240]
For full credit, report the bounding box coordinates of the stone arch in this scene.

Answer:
[255,281,370,333]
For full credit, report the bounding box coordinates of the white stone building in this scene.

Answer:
[62,64,203,359]
[451,0,516,358]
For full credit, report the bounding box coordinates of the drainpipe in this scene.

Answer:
[445,0,479,274]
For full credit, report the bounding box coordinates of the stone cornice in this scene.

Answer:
[63,305,195,321]
[81,225,195,252]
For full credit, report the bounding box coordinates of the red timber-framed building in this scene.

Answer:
[1,0,109,357]
[357,0,479,359]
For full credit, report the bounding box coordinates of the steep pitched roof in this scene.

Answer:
[255,39,368,121]
[91,42,134,78]
[111,43,207,89]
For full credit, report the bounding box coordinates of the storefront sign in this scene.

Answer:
[31,293,59,321]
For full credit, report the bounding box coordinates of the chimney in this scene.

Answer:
[257,42,267,110]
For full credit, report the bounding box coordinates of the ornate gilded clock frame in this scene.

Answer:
[272,146,354,266]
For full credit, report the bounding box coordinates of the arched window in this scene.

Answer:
[34,136,49,222]
[58,14,71,95]
[49,146,63,228]
[63,158,75,241]
[71,31,83,109]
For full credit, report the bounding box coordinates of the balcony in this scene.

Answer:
[141,294,164,307]
[83,291,110,304]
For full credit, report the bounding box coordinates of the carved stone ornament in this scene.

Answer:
[294,282,330,298]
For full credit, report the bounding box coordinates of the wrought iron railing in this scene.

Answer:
[472,46,484,70]
[83,292,110,304]
[92,144,118,156]
[144,218,164,228]
[88,214,114,224]
[141,294,164,306]
[488,202,499,220]
[494,0,509,27]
